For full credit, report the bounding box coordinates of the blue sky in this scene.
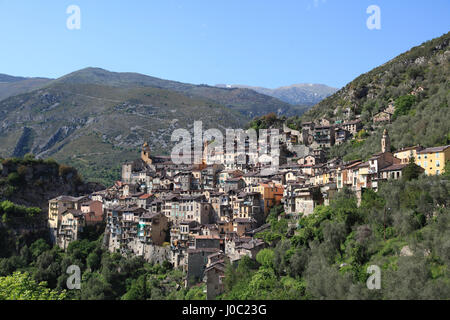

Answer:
[0,0,449,89]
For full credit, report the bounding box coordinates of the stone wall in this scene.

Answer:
[125,238,171,264]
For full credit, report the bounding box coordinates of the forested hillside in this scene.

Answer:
[303,32,449,161]
[1,162,448,300]
[220,174,450,300]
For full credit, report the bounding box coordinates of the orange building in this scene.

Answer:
[248,182,284,215]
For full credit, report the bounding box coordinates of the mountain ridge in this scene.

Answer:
[0,74,52,102]
[216,83,337,106]
[47,67,308,117]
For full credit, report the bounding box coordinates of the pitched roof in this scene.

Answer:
[140,212,161,219]
[63,209,84,217]
[417,145,450,154]
[394,145,423,153]
[207,251,225,259]
[342,119,362,125]
[204,263,225,273]
[187,248,220,254]
[245,223,270,235]
[356,161,370,168]
[237,239,265,250]
[195,235,220,240]
[233,218,255,224]
[50,195,87,202]
[380,163,409,172]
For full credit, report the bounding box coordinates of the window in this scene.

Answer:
[436,153,439,159]
[436,170,440,175]
[436,160,440,167]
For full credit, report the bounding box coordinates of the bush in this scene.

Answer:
[6,173,22,186]
[393,95,416,120]
[0,272,67,300]
[256,249,274,268]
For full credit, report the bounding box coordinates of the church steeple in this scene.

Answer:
[141,142,152,165]
[381,129,390,153]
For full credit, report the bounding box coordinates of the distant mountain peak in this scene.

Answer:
[216,83,337,106]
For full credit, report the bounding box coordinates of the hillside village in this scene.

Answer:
[47,109,450,299]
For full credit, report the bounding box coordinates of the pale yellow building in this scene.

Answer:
[48,195,88,230]
[394,146,423,164]
[415,145,450,175]
[57,209,85,250]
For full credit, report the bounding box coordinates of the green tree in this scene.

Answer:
[87,250,102,271]
[185,284,206,300]
[393,95,416,120]
[30,239,50,259]
[402,157,423,181]
[80,275,114,300]
[443,161,450,177]
[121,275,149,300]
[0,272,66,300]
[256,249,274,269]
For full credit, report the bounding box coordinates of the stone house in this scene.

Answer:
[166,195,212,224]
[341,119,362,135]
[57,209,85,250]
[186,248,221,284]
[80,200,104,226]
[224,177,245,193]
[314,125,336,148]
[203,258,226,300]
[48,195,89,242]
[294,187,323,217]
[379,163,410,180]
[233,218,256,237]
[138,212,169,245]
[335,127,351,145]
[137,193,154,209]
[373,109,394,123]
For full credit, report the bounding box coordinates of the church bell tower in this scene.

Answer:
[141,142,152,165]
[381,129,390,153]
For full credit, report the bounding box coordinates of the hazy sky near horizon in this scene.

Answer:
[0,0,449,89]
